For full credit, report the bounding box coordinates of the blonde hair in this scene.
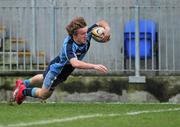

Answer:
[66,17,87,36]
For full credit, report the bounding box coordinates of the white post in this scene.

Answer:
[129,5,146,83]
[50,0,56,59]
[135,5,140,77]
[31,0,36,70]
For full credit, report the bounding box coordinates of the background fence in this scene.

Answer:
[0,0,180,76]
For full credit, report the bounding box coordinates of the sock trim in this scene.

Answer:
[31,88,37,97]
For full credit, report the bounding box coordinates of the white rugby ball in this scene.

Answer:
[91,27,105,42]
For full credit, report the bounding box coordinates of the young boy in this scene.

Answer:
[13,16,111,105]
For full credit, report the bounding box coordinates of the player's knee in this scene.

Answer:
[37,74,43,80]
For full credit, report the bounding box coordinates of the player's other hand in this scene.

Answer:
[93,64,108,74]
[102,27,111,42]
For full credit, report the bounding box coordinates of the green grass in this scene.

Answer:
[0,103,180,127]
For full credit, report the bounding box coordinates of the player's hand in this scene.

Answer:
[93,64,108,74]
[102,27,111,42]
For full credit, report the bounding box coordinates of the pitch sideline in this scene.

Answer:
[1,108,180,127]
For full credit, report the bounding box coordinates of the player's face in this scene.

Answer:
[76,27,88,44]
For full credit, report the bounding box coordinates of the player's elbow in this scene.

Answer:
[71,62,81,68]
[70,58,81,68]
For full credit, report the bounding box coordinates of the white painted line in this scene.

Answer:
[126,108,180,115]
[1,108,179,127]
[6,114,102,127]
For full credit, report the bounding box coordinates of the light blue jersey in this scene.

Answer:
[49,24,97,74]
[43,24,98,90]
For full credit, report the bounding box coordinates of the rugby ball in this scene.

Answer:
[91,27,105,42]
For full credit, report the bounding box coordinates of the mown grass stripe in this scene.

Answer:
[2,108,180,127]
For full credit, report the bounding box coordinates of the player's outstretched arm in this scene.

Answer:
[70,58,108,74]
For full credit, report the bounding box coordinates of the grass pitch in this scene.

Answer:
[0,102,180,127]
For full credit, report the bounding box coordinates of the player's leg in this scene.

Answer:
[14,64,75,104]
[21,56,61,88]
[23,71,57,99]
[13,85,52,104]
[13,57,61,104]
[23,74,43,88]
[23,87,53,100]
[13,71,56,104]
[26,64,75,99]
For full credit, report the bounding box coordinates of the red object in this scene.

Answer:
[13,80,26,105]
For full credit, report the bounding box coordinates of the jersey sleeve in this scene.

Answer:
[87,24,98,33]
[87,24,98,42]
[65,40,77,61]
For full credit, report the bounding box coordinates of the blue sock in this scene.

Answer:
[23,88,37,97]
[23,79,30,88]
[23,88,32,96]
